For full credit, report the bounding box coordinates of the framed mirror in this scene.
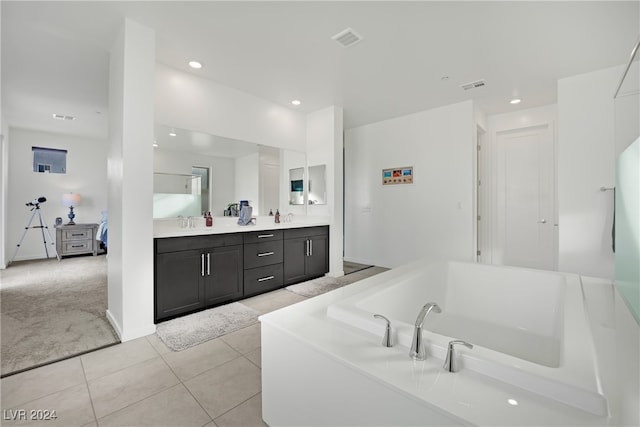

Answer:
[289,167,305,205]
[308,164,327,205]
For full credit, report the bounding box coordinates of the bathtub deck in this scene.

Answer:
[260,259,639,426]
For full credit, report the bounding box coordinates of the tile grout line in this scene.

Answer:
[79,356,100,427]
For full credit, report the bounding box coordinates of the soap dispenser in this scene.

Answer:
[206,212,213,227]
[275,209,280,224]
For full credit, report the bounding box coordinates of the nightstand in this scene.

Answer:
[56,223,99,259]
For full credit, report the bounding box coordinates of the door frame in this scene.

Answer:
[479,108,558,270]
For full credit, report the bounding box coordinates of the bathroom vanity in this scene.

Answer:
[153,217,329,322]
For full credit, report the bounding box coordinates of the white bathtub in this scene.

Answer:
[326,261,607,416]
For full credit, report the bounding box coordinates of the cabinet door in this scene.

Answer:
[305,234,329,278]
[204,245,243,306]
[283,237,308,285]
[155,249,204,321]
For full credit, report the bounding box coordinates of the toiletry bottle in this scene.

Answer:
[275,209,280,224]
[206,212,213,227]
[269,209,273,216]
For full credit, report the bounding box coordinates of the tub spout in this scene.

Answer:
[409,302,442,360]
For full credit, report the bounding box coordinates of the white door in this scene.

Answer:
[495,124,555,270]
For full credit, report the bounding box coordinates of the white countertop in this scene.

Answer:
[260,262,640,426]
[153,215,330,238]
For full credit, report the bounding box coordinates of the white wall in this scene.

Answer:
[107,19,155,341]
[5,128,107,262]
[155,64,306,152]
[344,101,475,268]
[557,65,623,279]
[153,149,235,216]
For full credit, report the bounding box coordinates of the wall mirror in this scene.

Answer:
[289,167,305,205]
[153,123,305,218]
[153,173,202,218]
[308,164,327,205]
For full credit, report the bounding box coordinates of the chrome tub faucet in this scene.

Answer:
[409,302,441,360]
[443,340,473,372]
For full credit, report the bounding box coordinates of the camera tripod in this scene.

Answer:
[10,202,60,265]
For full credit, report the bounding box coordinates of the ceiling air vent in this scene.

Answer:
[332,28,363,48]
[52,114,76,121]
[460,79,487,91]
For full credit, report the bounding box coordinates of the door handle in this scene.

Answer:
[309,239,313,256]
[207,253,211,276]
[538,219,547,224]
[201,253,205,277]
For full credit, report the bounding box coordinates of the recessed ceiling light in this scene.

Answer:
[507,399,519,406]
[188,61,203,69]
[291,100,301,106]
[510,98,521,104]
[169,131,177,137]
[153,141,159,148]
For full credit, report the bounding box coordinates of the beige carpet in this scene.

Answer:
[1,256,119,376]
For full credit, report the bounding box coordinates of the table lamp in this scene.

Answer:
[61,192,81,225]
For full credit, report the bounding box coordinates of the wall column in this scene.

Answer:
[106,19,155,340]
[306,106,344,277]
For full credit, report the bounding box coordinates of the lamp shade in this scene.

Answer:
[61,192,81,207]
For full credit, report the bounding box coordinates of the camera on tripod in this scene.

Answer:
[26,197,47,207]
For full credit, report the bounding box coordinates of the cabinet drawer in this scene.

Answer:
[63,229,92,240]
[155,233,243,254]
[283,225,329,240]
[243,240,283,269]
[244,264,284,297]
[63,239,92,254]
[243,230,283,244]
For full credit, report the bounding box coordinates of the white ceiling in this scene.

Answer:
[2,1,639,142]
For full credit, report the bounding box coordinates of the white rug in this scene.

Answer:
[156,302,260,351]
[285,276,342,298]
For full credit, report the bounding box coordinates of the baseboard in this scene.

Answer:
[105,309,123,340]
[105,310,156,342]
[343,256,375,266]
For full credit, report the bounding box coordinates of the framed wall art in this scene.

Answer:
[382,166,413,185]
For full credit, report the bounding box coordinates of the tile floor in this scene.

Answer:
[0,267,388,427]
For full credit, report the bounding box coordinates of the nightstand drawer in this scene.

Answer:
[56,223,98,258]
[63,239,92,254]
[63,229,92,240]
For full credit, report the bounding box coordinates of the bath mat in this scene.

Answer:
[156,302,260,351]
[286,276,342,298]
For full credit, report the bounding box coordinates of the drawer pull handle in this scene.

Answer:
[257,252,274,257]
[258,276,275,282]
[258,234,274,238]
[71,245,84,248]
[71,233,84,236]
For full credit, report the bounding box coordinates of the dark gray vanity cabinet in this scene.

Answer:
[154,225,329,322]
[283,226,329,285]
[155,233,243,322]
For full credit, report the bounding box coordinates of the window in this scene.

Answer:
[32,147,67,174]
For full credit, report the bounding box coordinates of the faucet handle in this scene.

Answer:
[443,340,473,372]
[373,314,393,347]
